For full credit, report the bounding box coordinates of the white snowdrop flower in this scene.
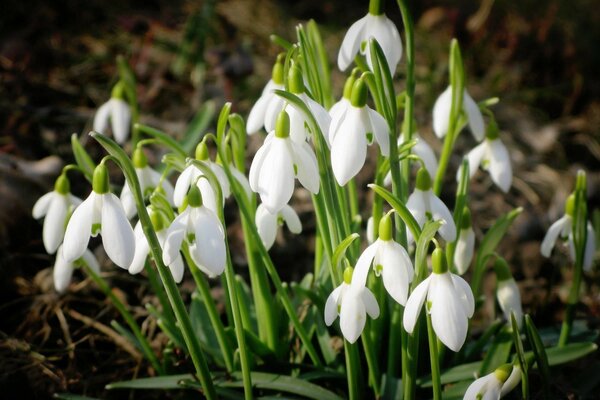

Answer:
[330,77,390,186]
[256,203,302,250]
[249,110,320,213]
[247,54,286,134]
[403,248,474,352]
[329,68,361,129]
[129,208,184,283]
[406,168,456,243]
[366,216,375,244]
[63,164,136,269]
[173,142,230,214]
[32,174,82,254]
[464,364,516,400]
[53,245,100,293]
[93,83,131,144]
[541,194,596,272]
[284,65,331,144]
[454,208,475,275]
[324,266,380,344]
[162,186,226,277]
[433,86,484,141]
[337,8,402,73]
[352,214,414,305]
[384,132,438,186]
[494,258,523,329]
[120,148,174,219]
[461,119,512,193]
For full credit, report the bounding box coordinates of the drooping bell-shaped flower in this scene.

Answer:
[93,82,131,144]
[464,364,520,400]
[330,77,390,186]
[432,86,484,141]
[541,194,596,272]
[329,68,361,128]
[494,258,523,329]
[406,168,456,243]
[352,214,414,305]
[53,244,100,293]
[32,174,82,254]
[454,207,475,275]
[249,110,320,213]
[256,203,302,250]
[384,132,438,186]
[121,147,175,219]
[337,4,402,73]
[284,64,331,144]
[63,164,136,269]
[247,54,286,134]
[173,142,230,214]
[461,118,512,193]
[324,266,380,344]
[163,186,226,277]
[129,208,184,283]
[403,248,474,352]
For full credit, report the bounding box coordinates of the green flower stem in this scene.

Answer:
[369,0,384,15]
[82,264,164,375]
[92,132,217,399]
[426,308,442,400]
[361,324,381,397]
[143,260,176,327]
[313,193,340,284]
[116,56,140,146]
[345,341,363,400]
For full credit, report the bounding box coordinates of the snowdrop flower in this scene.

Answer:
[329,77,390,186]
[284,65,331,144]
[404,248,474,352]
[406,168,456,243]
[324,266,380,343]
[173,142,230,214]
[256,203,302,250]
[454,208,475,275]
[163,186,226,277]
[461,119,512,193]
[352,214,414,305]
[247,54,286,134]
[494,258,523,329]
[129,208,184,283]
[432,86,484,141]
[121,147,174,219]
[32,174,82,254]
[93,82,131,144]
[329,68,361,126]
[249,110,320,213]
[337,6,402,73]
[63,164,136,269]
[384,132,438,186]
[464,364,520,400]
[541,194,596,271]
[53,245,100,293]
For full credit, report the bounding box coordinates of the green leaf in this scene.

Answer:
[368,38,397,125]
[216,102,232,145]
[479,326,513,375]
[181,101,215,155]
[381,373,403,400]
[414,220,443,282]
[134,123,186,157]
[332,233,360,272]
[510,313,529,399]
[70,134,95,182]
[189,292,226,366]
[106,374,195,389]
[524,315,551,391]
[270,34,293,50]
[54,394,101,400]
[368,184,421,241]
[110,320,142,352]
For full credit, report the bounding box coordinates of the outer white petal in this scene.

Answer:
[364,14,402,73]
[110,99,131,144]
[63,193,95,262]
[463,91,485,141]
[464,375,496,400]
[53,246,74,293]
[264,95,286,133]
[413,137,438,178]
[339,286,367,343]
[583,222,596,272]
[304,95,331,139]
[324,284,344,326]
[366,217,375,244]
[173,165,197,207]
[43,194,69,254]
[287,104,309,143]
[120,182,136,219]
[191,207,226,276]
[403,276,431,333]
[169,255,185,283]
[198,177,219,214]
[211,163,231,199]
[101,193,135,268]
[351,241,379,288]
[280,204,302,234]
[497,279,523,329]
[247,90,272,134]
[92,101,111,134]
[463,142,487,181]
[256,204,278,250]
[257,138,295,213]
[488,139,512,193]
[32,192,54,219]
[500,366,522,397]
[230,166,253,201]
[432,87,452,138]
[361,287,380,319]
[146,167,175,205]
[338,15,368,71]
[429,273,468,352]
[540,216,569,257]
[454,228,475,275]
[406,190,428,243]
[162,210,188,266]
[129,223,150,275]
[429,192,457,242]
[331,106,368,186]
[367,107,390,156]
[291,141,320,194]
[328,100,350,146]
[451,273,475,318]
[379,241,413,305]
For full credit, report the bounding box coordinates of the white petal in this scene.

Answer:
[339,287,366,343]
[500,366,522,397]
[120,182,137,219]
[464,375,495,400]
[146,167,175,205]
[331,107,368,186]
[338,15,368,71]
[247,91,272,134]
[462,142,487,181]
[328,100,350,146]
[198,177,220,214]
[429,193,457,242]
[249,135,273,192]
[43,194,69,254]
[173,165,197,207]
[463,91,485,141]
[361,287,380,319]
[403,276,431,333]
[541,216,569,257]
[256,204,278,250]
[351,241,379,288]
[305,96,332,145]
[92,101,111,134]
[379,241,413,305]
[497,279,522,329]
[291,140,320,194]
[264,96,286,133]
[367,107,390,156]
[454,228,475,275]
[32,192,54,219]
[324,284,344,326]
[364,14,402,73]
[63,193,95,263]
[110,99,131,144]
[191,207,226,276]
[406,190,428,243]
[129,223,150,275]
[451,273,475,318]
[101,193,136,268]
[488,139,512,193]
[162,210,188,266]
[230,166,253,201]
[429,273,468,352]
[211,163,231,199]
[280,204,302,234]
[413,136,438,178]
[53,246,74,293]
[256,138,295,213]
[584,222,596,272]
[366,216,375,244]
[432,87,452,138]
[169,255,185,283]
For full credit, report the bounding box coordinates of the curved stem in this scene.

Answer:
[426,307,442,400]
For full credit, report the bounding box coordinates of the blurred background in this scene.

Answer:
[1,0,599,397]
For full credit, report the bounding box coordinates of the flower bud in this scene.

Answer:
[288,64,304,94]
[195,141,209,161]
[133,147,148,169]
[54,174,71,195]
[272,53,285,85]
[416,167,432,191]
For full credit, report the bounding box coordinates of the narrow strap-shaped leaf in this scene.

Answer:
[181,101,215,155]
[511,313,529,399]
[524,314,551,394]
[134,123,186,157]
[479,325,513,375]
[369,184,421,241]
[332,233,360,272]
[70,133,95,182]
